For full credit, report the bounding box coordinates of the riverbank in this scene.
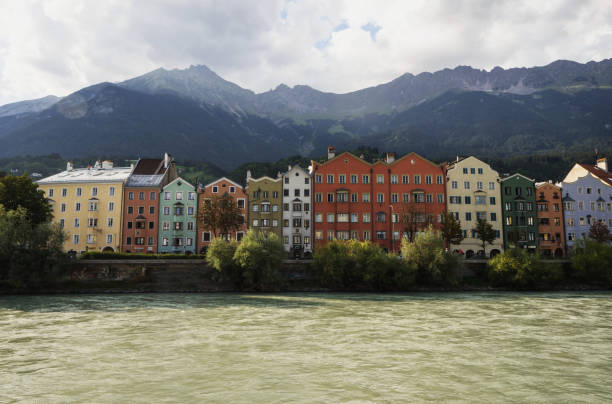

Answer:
[1,258,607,294]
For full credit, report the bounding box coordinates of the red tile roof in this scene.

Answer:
[579,164,612,186]
[132,159,165,175]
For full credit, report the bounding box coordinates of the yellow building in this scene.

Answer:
[446,156,504,258]
[38,161,133,253]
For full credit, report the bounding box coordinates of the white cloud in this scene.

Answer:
[0,0,611,104]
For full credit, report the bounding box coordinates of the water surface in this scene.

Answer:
[1,293,611,403]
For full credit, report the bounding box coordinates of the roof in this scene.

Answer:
[500,173,535,183]
[125,174,165,187]
[578,164,612,186]
[204,177,243,189]
[311,150,443,170]
[163,176,195,190]
[132,159,165,175]
[38,167,133,184]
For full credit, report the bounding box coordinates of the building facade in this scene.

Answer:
[38,161,132,253]
[311,148,446,252]
[196,177,248,254]
[281,165,312,257]
[445,156,503,258]
[158,177,198,254]
[246,172,283,239]
[561,158,612,250]
[121,155,177,253]
[535,182,566,257]
[500,174,538,250]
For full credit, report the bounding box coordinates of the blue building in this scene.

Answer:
[561,158,612,250]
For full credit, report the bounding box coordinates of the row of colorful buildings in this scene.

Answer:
[37,149,612,257]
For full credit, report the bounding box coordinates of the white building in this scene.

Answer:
[282,165,312,257]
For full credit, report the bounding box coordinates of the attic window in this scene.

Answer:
[345,159,348,164]
[178,181,182,186]
[295,172,299,176]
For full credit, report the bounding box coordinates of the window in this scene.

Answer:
[252,204,259,212]
[528,217,534,226]
[464,181,470,189]
[327,213,334,223]
[174,222,183,231]
[284,189,289,197]
[376,231,386,240]
[362,193,370,203]
[377,193,384,203]
[76,188,82,197]
[138,191,144,200]
[470,168,476,174]
[490,213,497,221]
[164,207,170,215]
[327,193,334,203]
[176,192,183,200]
[362,175,370,184]
[451,181,458,189]
[61,188,67,197]
[489,182,495,190]
[425,175,432,184]
[351,213,358,223]
[391,174,398,184]
[475,196,486,205]
[87,234,95,244]
[478,168,483,174]
[108,202,114,211]
[74,218,80,228]
[149,206,155,214]
[91,187,98,197]
[477,181,483,190]
[505,202,512,211]
[135,237,145,245]
[48,189,54,197]
[315,231,323,240]
[237,199,245,209]
[363,213,370,223]
[149,221,155,230]
[436,175,443,185]
[315,174,322,183]
[315,213,323,222]
[284,177,289,184]
[337,213,348,223]
[414,193,424,203]
[339,174,346,184]
[506,216,513,226]
[164,192,171,200]
[89,202,97,211]
[106,234,112,244]
[107,218,113,227]
[175,206,184,215]
[73,235,79,244]
[391,193,399,203]
[283,219,289,227]
[402,175,410,184]
[450,196,461,204]
[351,193,358,203]
[337,192,348,202]
[188,192,196,200]
[294,189,300,197]
[463,168,468,174]
[138,206,144,215]
[135,221,145,229]
[150,192,156,200]
[327,231,334,241]
[403,194,410,203]
[327,174,334,184]
[128,206,134,214]
[75,202,81,211]
[273,191,279,199]
[212,186,218,193]
[426,194,433,203]
[293,203,302,211]
[350,174,358,184]
[376,174,384,184]
[437,194,444,204]
[59,219,64,228]
[363,231,371,241]
[489,197,496,205]
[315,193,322,203]
[377,212,386,223]
[162,237,169,246]
[414,175,421,184]
[187,207,194,215]
[464,196,471,204]
[465,212,472,221]
[60,203,66,212]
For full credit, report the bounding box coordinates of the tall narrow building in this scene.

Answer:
[500,173,538,250]
[38,160,132,253]
[158,177,197,254]
[445,156,503,258]
[281,165,312,257]
[246,171,283,239]
[535,181,566,257]
[121,154,177,253]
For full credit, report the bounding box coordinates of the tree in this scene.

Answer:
[197,193,243,238]
[473,218,497,255]
[440,212,463,247]
[397,199,430,242]
[233,229,285,290]
[0,175,52,225]
[588,221,611,243]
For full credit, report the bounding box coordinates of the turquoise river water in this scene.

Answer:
[1,292,611,403]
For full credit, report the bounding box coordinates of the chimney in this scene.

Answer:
[328,146,336,160]
[164,153,170,169]
[246,170,252,182]
[596,157,607,172]
[102,160,113,169]
[66,162,73,171]
[385,152,395,164]
[94,160,101,169]
[288,165,292,171]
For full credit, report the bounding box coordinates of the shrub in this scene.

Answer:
[313,239,352,289]
[79,251,204,260]
[488,248,564,289]
[233,230,286,290]
[206,237,241,286]
[571,239,612,287]
[400,226,463,286]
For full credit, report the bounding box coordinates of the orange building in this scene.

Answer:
[535,182,566,257]
[121,155,177,253]
[197,177,248,254]
[310,147,446,252]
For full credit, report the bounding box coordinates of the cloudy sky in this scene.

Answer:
[1,0,611,105]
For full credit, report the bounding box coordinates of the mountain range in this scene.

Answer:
[1,59,611,168]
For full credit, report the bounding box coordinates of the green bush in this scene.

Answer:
[79,251,205,260]
[313,239,414,290]
[206,237,241,286]
[571,239,612,287]
[488,248,564,289]
[233,230,286,290]
[400,227,463,286]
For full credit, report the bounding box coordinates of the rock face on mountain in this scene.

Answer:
[1,59,611,168]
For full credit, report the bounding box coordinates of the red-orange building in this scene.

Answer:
[535,182,566,257]
[121,155,177,253]
[197,177,248,254]
[310,147,446,252]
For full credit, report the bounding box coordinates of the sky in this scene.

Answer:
[1,0,611,106]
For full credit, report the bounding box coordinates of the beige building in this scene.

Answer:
[38,160,133,253]
[446,156,503,258]
[246,171,283,239]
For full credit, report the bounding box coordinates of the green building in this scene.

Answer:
[246,171,283,239]
[158,177,197,254]
[500,173,538,250]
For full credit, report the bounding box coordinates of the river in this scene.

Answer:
[1,292,611,403]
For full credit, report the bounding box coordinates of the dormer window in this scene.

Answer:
[212,186,218,193]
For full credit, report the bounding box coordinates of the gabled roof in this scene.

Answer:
[163,176,194,190]
[578,164,612,186]
[501,173,535,183]
[311,150,443,169]
[132,158,165,175]
[204,177,244,189]
[247,175,281,183]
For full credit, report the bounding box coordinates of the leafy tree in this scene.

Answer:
[588,221,611,243]
[0,175,52,225]
[400,226,463,285]
[440,212,463,246]
[473,218,497,255]
[488,248,563,289]
[571,239,612,287]
[233,229,285,290]
[205,237,241,286]
[0,205,68,289]
[197,193,243,238]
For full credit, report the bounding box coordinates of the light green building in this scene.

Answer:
[158,177,197,254]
